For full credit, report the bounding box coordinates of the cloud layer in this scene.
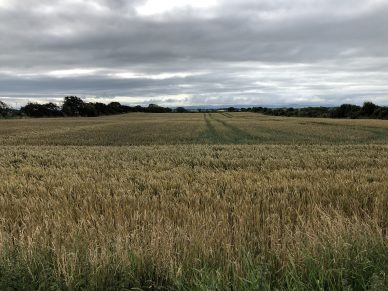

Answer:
[1,0,388,106]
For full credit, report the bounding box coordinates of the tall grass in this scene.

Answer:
[0,142,387,289]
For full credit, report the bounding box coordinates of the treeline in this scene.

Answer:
[239,102,388,119]
[0,96,172,118]
[2,98,388,119]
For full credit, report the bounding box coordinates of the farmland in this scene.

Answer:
[0,112,387,290]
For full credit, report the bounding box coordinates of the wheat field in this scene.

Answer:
[0,112,387,290]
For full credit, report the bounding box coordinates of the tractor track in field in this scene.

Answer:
[202,113,256,143]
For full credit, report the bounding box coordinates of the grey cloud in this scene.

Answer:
[0,0,388,106]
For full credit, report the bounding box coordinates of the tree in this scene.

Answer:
[0,100,10,117]
[62,96,85,116]
[79,103,98,117]
[147,104,172,113]
[0,101,10,117]
[373,107,388,119]
[21,102,62,117]
[108,102,123,114]
[176,107,188,113]
[94,102,110,115]
[332,104,361,119]
[0,100,8,109]
[361,101,378,116]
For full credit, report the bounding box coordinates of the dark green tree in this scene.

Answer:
[0,100,12,117]
[361,101,378,116]
[21,102,62,117]
[62,96,85,116]
[176,107,188,113]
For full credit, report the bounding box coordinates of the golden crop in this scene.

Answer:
[0,113,387,290]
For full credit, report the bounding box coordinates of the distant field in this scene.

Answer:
[0,113,387,290]
[2,112,388,145]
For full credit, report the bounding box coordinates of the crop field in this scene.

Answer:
[0,112,387,290]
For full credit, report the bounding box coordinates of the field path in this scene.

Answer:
[200,113,257,144]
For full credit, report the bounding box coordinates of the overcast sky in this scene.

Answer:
[1,0,388,107]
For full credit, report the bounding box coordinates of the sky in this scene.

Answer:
[1,0,388,107]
